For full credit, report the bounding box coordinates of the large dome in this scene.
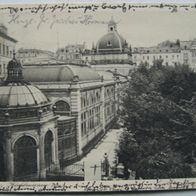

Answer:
[97,32,127,53]
[0,55,49,108]
[96,18,128,53]
[0,84,49,108]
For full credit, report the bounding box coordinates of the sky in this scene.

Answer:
[0,3,196,52]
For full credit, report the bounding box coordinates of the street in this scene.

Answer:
[64,128,123,179]
[79,128,122,167]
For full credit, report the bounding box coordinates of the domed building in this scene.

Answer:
[0,54,59,181]
[96,18,129,54]
[82,18,133,75]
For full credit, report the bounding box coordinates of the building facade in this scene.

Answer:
[56,43,86,65]
[23,64,125,167]
[0,24,17,80]
[0,56,59,181]
[132,39,196,70]
[82,18,133,75]
[16,48,56,65]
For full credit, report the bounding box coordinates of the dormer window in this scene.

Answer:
[107,41,112,46]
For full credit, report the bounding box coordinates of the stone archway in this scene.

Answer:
[44,131,53,170]
[14,136,37,180]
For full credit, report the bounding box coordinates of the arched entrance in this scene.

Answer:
[44,131,53,170]
[14,136,37,180]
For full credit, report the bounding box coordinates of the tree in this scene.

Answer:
[117,63,196,179]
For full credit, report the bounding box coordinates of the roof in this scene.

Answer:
[0,31,17,43]
[133,45,181,54]
[0,84,49,108]
[98,71,114,81]
[23,64,101,82]
[97,32,126,53]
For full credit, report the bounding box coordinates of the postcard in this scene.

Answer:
[0,1,196,192]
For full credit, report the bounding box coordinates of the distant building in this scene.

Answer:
[82,18,133,75]
[16,48,56,65]
[180,39,196,69]
[132,39,196,70]
[56,43,86,65]
[132,40,181,66]
[0,23,17,80]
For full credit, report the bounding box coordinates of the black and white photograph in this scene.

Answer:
[0,1,196,192]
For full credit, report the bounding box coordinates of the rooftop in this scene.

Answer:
[0,31,17,43]
[23,64,101,83]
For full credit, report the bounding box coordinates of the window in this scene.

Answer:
[107,41,112,46]
[55,100,70,112]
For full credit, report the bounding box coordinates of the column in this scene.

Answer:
[100,84,105,133]
[39,133,46,180]
[36,146,40,180]
[70,81,82,156]
[5,131,14,181]
[52,128,59,170]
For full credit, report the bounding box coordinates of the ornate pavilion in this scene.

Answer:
[0,55,59,181]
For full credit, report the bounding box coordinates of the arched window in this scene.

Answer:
[44,131,53,169]
[54,100,70,112]
[14,136,37,179]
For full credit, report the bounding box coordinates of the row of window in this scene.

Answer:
[81,89,101,109]
[105,103,115,122]
[81,106,101,137]
[17,53,38,58]
[0,43,13,57]
[133,54,180,60]
[0,106,51,120]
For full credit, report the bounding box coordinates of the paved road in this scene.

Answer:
[79,128,122,167]
[64,128,123,177]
